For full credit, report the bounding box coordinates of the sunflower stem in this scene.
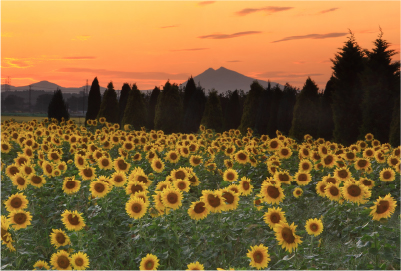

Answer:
[310,235,313,256]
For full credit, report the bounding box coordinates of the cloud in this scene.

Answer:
[358,29,377,34]
[72,35,91,41]
[161,25,179,29]
[319,8,339,14]
[170,48,209,52]
[272,32,348,43]
[318,59,331,63]
[198,31,262,39]
[1,32,13,38]
[56,67,190,80]
[1,58,33,68]
[255,71,324,79]
[198,1,215,6]
[236,6,293,16]
[61,56,96,60]
[293,61,306,65]
[227,60,242,62]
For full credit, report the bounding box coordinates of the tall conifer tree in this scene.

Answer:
[85,77,101,123]
[48,89,70,122]
[238,81,263,134]
[97,82,119,124]
[317,76,335,140]
[183,85,207,133]
[255,82,272,135]
[201,90,223,132]
[266,84,283,138]
[122,84,148,130]
[118,83,131,125]
[389,94,400,147]
[147,86,160,130]
[277,83,298,136]
[223,89,242,131]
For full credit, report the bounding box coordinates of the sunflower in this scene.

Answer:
[114,157,130,173]
[19,163,35,176]
[221,188,240,211]
[161,188,183,210]
[363,148,375,159]
[108,171,125,187]
[4,192,29,212]
[305,218,323,236]
[333,167,351,182]
[42,161,55,177]
[294,171,312,186]
[70,252,90,270]
[11,173,29,190]
[315,180,327,197]
[188,172,200,186]
[324,183,341,202]
[374,151,386,163]
[172,179,190,192]
[342,150,357,161]
[186,261,205,270]
[1,141,12,153]
[134,174,152,187]
[61,210,86,231]
[298,159,313,172]
[277,147,292,159]
[322,174,338,185]
[50,229,71,248]
[322,154,336,168]
[151,158,165,173]
[165,150,180,163]
[132,152,142,161]
[5,163,20,178]
[1,216,15,252]
[254,197,264,211]
[28,174,46,188]
[379,168,396,182]
[227,184,240,194]
[342,180,371,205]
[62,177,81,195]
[125,197,147,219]
[139,254,159,270]
[246,244,271,270]
[369,194,397,221]
[90,180,110,198]
[274,171,292,184]
[171,167,190,182]
[274,222,302,253]
[201,190,225,213]
[74,154,87,169]
[50,250,72,270]
[260,182,285,205]
[234,150,249,165]
[156,180,171,191]
[264,207,287,229]
[126,180,147,196]
[268,139,281,151]
[299,146,311,159]
[354,158,371,171]
[97,157,113,170]
[8,210,32,230]
[238,177,253,196]
[359,177,374,189]
[223,168,238,182]
[189,155,203,167]
[33,260,50,270]
[293,187,303,198]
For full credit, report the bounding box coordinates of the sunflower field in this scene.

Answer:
[1,118,400,270]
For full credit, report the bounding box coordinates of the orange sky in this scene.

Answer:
[1,1,400,90]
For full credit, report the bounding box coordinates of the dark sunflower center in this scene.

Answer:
[10,166,19,175]
[75,258,84,266]
[66,181,76,189]
[145,260,154,270]
[329,186,339,196]
[14,213,27,224]
[238,153,247,161]
[57,255,70,269]
[270,213,280,223]
[358,160,368,168]
[207,194,221,207]
[279,174,289,182]
[101,159,109,167]
[23,167,32,175]
[253,251,263,263]
[338,170,348,179]
[395,149,400,156]
[324,155,333,164]
[83,169,93,178]
[376,200,390,214]
[296,190,302,195]
[366,150,373,156]
[132,203,142,213]
[170,153,178,160]
[114,176,123,183]
[319,184,326,193]
[154,161,162,169]
[270,141,278,148]
[227,161,233,167]
[326,178,336,184]
[298,174,307,182]
[222,192,234,204]
[167,193,178,204]
[390,158,398,166]
[242,181,250,190]
[134,154,140,160]
[131,184,143,194]
[255,199,261,205]
[194,202,206,214]
[17,177,25,185]
[230,187,239,193]
[11,197,22,208]
[56,232,66,244]
[31,176,42,184]
[314,153,321,160]
[2,144,9,150]
[192,157,200,164]
[347,185,361,197]
[311,223,318,231]
[175,171,185,180]
[281,227,295,244]
[303,149,309,156]
[19,157,28,164]
[346,153,355,159]
[362,179,371,186]
[227,172,235,181]
[138,176,148,184]
[383,171,392,180]
[51,153,59,160]
[94,183,105,193]
[67,214,80,225]
[178,182,186,189]
[1,228,8,242]
[117,160,128,170]
[267,186,280,198]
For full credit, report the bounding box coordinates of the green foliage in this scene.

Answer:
[97,82,119,124]
[238,81,264,134]
[182,85,207,133]
[183,77,197,115]
[147,87,160,130]
[201,90,223,132]
[266,84,283,138]
[154,81,183,134]
[122,84,148,130]
[317,76,335,140]
[289,77,320,141]
[331,32,367,145]
[277,83,298,136]
[255,82,272,136]
[118,83,131,125]
[48,89,70,122]
[223,90,242,132]
[85,77,102,122]
[389,95,400,147]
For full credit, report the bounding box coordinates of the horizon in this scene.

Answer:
[1,1,400,90]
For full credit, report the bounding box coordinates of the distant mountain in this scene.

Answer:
[180,67,283,93]
[1,80,107,93]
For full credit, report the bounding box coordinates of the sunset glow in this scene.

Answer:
[2,1,400,90]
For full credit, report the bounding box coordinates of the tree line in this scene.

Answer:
[48,30,400,146]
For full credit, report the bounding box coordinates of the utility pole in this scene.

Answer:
[29,85,32,113]
[4,76,10,92]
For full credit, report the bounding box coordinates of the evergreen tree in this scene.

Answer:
[277,83,298,136]
[238,81,264,134]
[201,90,223,132]
[183,85,207,133]
[359,30,400,143]
[48,89,70,122]
[118,83,131,125]
[183,77,197,114]
[85,77,102,123]
[154,81,183,134]
[223,89,242,131]
[289,77,320,141]
[255,82,272,135]
[97,82,119,124]
[122,84,148,130]
[266,84,283,138]
[147,86,160,130]
[331,32,367,145]
[317,76,336,140]
[389,94,400,147]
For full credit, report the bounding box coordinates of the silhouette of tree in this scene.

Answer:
[266,84,283,137]
[223,89,242,131]
[48,89,70,122]
[239,81,264,134]
[201,90,223,132]
[255,82,272,135]
[85,77,102,123]
[277,83,298,136]
[97,82,119,124]
[183,85,207,133]
[147,86,160,130]
[289,77,320,141]
[118,83,131,125]
[122,84,148,130]
[3,94,24,112]
[331,31,367,145]
[317,76,335,140]
[389,94,400,147]
[154,81,183,134]
[359,30,400,142]
[183,77,197,115]
[35,94,53,113]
